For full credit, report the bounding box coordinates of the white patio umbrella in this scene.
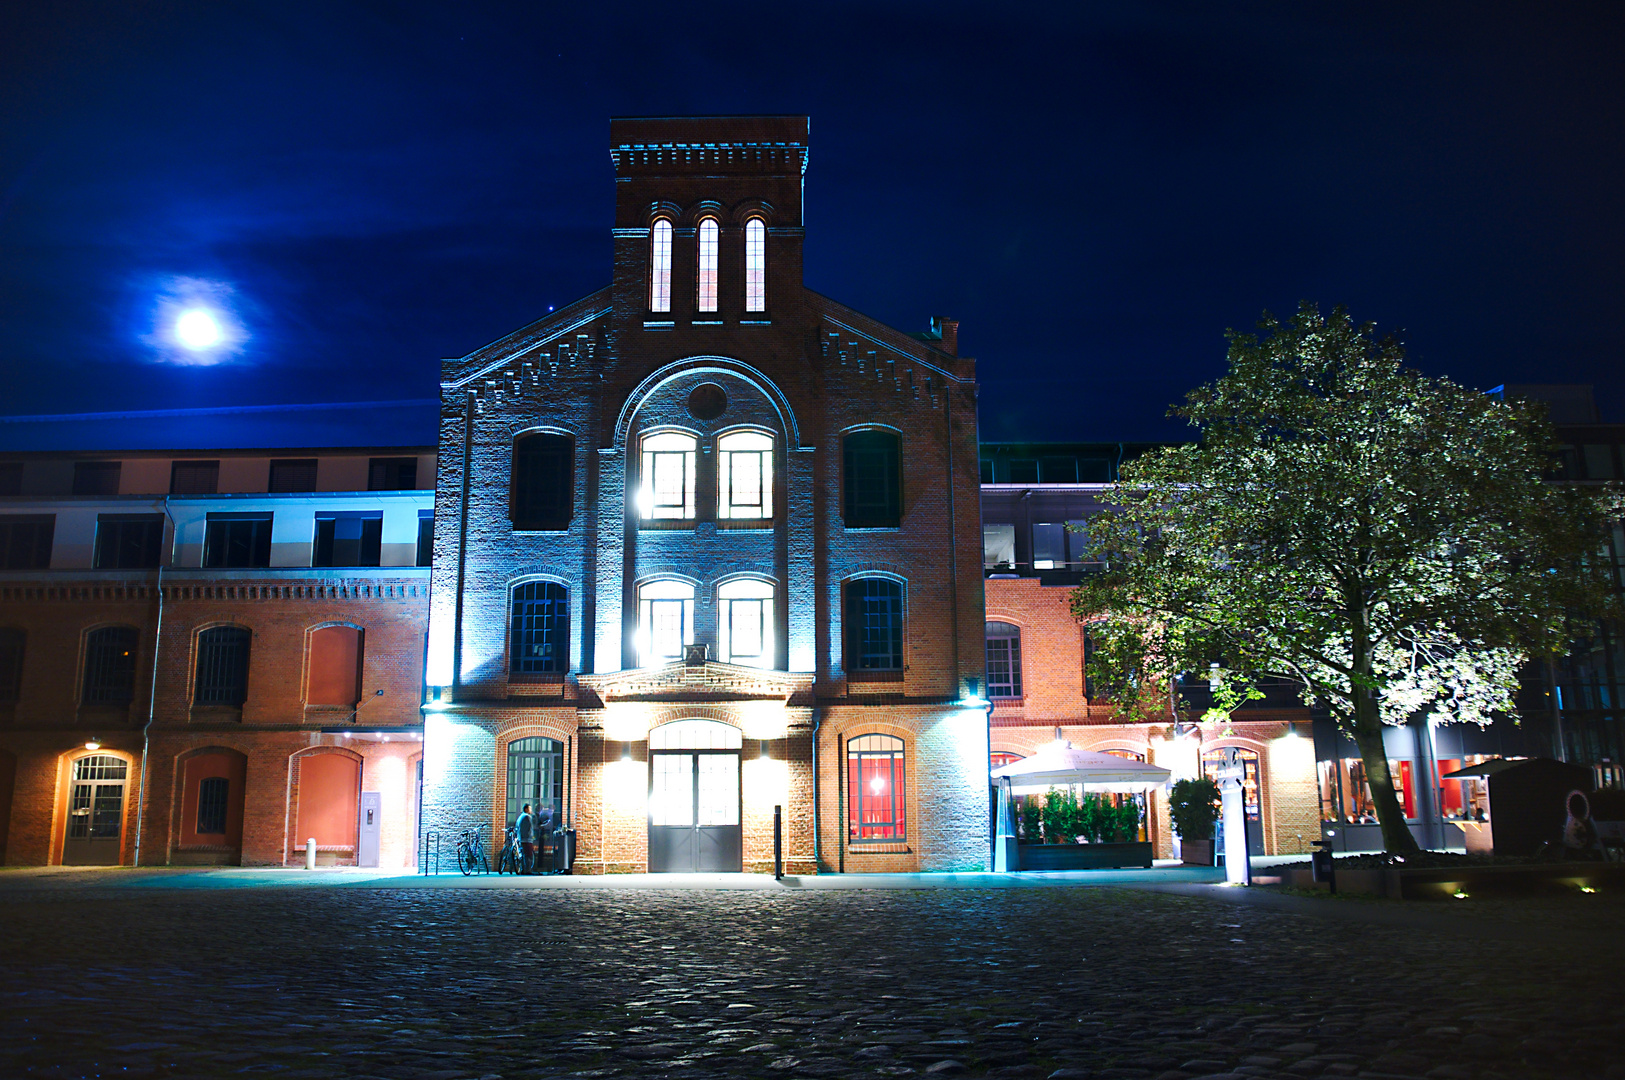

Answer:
[990,742,1171,794]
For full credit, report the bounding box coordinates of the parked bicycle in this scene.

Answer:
[455,822,491,876]
[496,824,523,875]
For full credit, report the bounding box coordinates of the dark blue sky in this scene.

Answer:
[2,2,1622,448]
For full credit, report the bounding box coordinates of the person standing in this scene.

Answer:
[535,802,555,873]
[517,803,537,875]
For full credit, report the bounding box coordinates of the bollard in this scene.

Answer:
[773,804,783,880]
[305,837,317,871]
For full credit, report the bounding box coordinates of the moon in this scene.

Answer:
[175,307,223,350]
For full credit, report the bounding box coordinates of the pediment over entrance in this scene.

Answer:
[580,661,813,704]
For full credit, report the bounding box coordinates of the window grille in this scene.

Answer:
[0,515,54,570]
[83,627,139,705]
[505,736,564,831]
[367,457,418,490]
[986,622,1023,698]
[72,461,121,496]
[847,734,906,841]
[510,582,569,675]
[194,626,251,707]
[697,217,719,312]
[196,776,229,834]
[94,515,164,569]
[510,433,573,530]
[842,430,901,528]
[267,459,318,493]
[636,580,694,666]
[717,430,773,519]
[204,514,272,568]
[744,218,766,311]
[0,627,23,703]
[638,432,697,520]
[169,460,219,495]
[846,578,904,672]
[649,220,672,312]
[313,514,382,567]
[717,578,775,668]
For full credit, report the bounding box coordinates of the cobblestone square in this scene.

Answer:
[1,871,1621,1080]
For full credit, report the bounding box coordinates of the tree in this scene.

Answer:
[1073,303,1620,854]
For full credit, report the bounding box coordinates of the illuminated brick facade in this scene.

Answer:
[421,116,990,873]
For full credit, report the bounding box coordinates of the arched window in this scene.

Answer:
[716,430,773,520]
[307,626,363,707]
[511,432,574,531]
[506,736,564,832]
[696,217,719,313]
[985,621,1023,698]
[637,580,695,666]
[744,217,766,312]
[638,431,697,520]
[845,578,904,675]
[717,578,775,668]
[842,430,902,528]
[510,582,569,676]
[847,734,905,841]
[649,219,672,312]
[82,627,138,706]
[194,626,252,707]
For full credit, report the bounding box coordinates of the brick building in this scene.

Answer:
[0,444,433,867]
[979,442,1322,860]
[420,115,990,874]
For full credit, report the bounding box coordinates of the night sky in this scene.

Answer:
[3,2,1622,449]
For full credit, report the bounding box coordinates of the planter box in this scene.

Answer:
[1017,841,1153,871]
[1180,838,1214,866]
[1285,862,1625,899]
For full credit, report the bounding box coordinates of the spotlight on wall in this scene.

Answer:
[621,741,632,763]
[84,738,101,751]
[759,739,771,761]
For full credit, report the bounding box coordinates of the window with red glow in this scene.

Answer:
[847,734,905,841]
[990,751,1024,769]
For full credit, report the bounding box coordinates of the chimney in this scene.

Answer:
[930,316,959,356]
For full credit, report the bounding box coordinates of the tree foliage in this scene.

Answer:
[1072,303,1621,853]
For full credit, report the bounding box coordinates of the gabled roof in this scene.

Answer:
[441,287,612,391]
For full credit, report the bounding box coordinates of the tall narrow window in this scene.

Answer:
[845,578,904,674]
[637,580,695,666]
[744,218,766,312]
[416,510,434,567]
[511,432,573,530]
[717,578,775,668]
[0,627,23,703]
[985,621,1023,698]
[196,776,230,835]
[638,432,697,521]
[842,430,902,528]
[83,627,139,706]
[307,625,363,707]
[696,217,719,313]
[649,219,673,312]
[847,734,906,841]
[510,581,569,677]
[716,431,773,520]
[194,626,252,707]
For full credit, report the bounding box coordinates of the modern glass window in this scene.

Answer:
[717,578,775,668]
[986,621,1023,698]
[196,776,230,835]
[983,523,1015,570]
[368,457,418,490]
[0,627,23,703]
[307,625,363,707]
[696,217,719,313]
[511,432,574,530]
[194,626,252,707]
[204,514,272,568]
[1032,523,1065,570]
[416,511,434,567]
[846,578,904,674]
[169,460,219,495]
[638,432,698,520]
[94,515,164,570]
[268,459,318,493]
[72,461,121,496]
[716,430,773,520]
[847,734,906,841]
[637,579,695,666]
[649,219,673,312]
[0,515,55,570]
[744,217,766,312]
[313,513,382,567]
[510,581,569,676]
[842,430,902,528]
[1007,459,1039,485]
[83,626,139,706]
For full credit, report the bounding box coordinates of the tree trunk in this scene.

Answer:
[1349,690,1421,855]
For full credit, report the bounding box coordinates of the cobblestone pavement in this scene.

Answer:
[2,871,1621,1080]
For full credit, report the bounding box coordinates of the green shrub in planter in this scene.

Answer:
[1019,799,1041,842]
[1169,777,1221,841]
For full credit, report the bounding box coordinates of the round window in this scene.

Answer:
[687,383,728,421]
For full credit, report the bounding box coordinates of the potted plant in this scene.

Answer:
[1169,776,1221,865]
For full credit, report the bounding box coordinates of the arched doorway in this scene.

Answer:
[292,751,360,865]
[506,737,563,868]
[175,749,247,865]
[62,754,128,865]
[1203,746,1264,856]
[648,719,741,873]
